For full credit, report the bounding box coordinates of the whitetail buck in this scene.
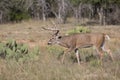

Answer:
[43,27,114,64]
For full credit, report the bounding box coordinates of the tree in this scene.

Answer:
[0,0,120,24]
[49,0,70,24]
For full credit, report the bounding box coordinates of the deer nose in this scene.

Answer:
[48,42,52,45]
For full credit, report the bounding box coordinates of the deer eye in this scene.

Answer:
[58,36,62,39]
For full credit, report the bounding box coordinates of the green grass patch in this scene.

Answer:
[46,45,64,56]
[89,60,102,67]
[66,26,91,35]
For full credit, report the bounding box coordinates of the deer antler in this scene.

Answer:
[51,20,57,27]
[42,27,58,31]
[42,27,59,36]
[42,20,60,36]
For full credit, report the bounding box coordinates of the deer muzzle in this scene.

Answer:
[48,42,52,45]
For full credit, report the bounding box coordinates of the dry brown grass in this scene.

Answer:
[0,19,120,80]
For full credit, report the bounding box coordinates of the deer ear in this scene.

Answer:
[58,36,62,39]
[55,30,59,36]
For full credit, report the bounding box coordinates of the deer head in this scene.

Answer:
[47,30,62,45]
[42,27,61,45]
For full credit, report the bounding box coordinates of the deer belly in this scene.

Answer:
[77,44,93,48]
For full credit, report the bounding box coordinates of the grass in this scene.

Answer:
[66,26,91,35]
[0,19,120,80]
[0,58,120,80]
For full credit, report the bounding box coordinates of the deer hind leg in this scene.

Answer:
[75,48,80,65]
[61,48,73,64]
[101,45,114,61]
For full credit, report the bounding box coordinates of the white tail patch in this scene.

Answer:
[105,35,110,40]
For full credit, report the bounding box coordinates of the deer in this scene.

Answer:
[43,27,114,65]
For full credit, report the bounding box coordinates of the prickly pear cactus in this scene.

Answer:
[0,39,40,62]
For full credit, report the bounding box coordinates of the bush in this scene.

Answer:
[66,26,91,35]
[89,60,101,67]
[46,45,63,55]
[46,45,64,60]
[0,39,40,62]
[9,8,30,22]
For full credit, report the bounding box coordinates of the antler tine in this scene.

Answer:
[51,20,57,27]
[42,27,60,36]
[42,21,60,36]
[42,25,59,31]
[54,30,59,36]
[42,27,59,31]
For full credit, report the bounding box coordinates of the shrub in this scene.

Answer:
[9,9,30,22]
[46,45,64,59]
[66,26,91,35]
[46,45,63,55]
[0,39,40,62]
[89,60,101,67]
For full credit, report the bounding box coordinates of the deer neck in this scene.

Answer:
[57,37,70,48]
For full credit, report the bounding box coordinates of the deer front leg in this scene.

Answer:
[61,48,73,64]
[106,49,114,61]
[75,48,80,65]
[95,47,104,61]
[101,46,114,61]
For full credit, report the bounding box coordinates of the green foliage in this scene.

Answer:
[70,0,81,6]
[89,60,101,67]
[9,8,30,22]
[28,46,40,60]
[70,0,120,6]
[70,0,101,5]
[66,26,91,35]
[0,39,40,62]
[4,0,31,22]
[109,0,120,4]
[46,45,63,55]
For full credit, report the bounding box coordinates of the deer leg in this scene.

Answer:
[75,48,80,65]
[61,48,72,64]
[100,52,103,61]
[106,49,114,61]
[95,47,104,61]
[101,45,114,61]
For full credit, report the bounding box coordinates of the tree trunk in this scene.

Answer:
[97,7,104,25]
[41,0,46,21]
[74,3,82,23]
[57,0,68,24]
[58,6,62,23]
[0,11,3,23]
